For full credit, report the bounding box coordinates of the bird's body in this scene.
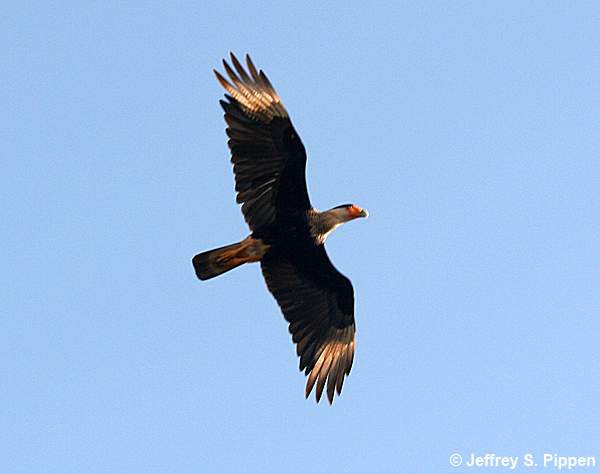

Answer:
[193,54,367,403]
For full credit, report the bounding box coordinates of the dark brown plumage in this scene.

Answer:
[192,53,367,403]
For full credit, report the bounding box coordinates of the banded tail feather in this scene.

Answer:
[192,236,269,280]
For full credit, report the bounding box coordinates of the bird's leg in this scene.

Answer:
[215,236,269,266]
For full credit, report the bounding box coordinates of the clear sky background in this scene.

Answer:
[3,2,600,473]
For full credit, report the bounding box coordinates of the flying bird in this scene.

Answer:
[192,53,368,404]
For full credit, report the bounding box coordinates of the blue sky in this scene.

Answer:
[3,1,600,473]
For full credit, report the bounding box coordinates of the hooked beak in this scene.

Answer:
[348,205,369,219]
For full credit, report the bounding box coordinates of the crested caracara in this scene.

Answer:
[192,53,368,404]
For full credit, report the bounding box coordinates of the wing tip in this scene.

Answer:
[301,327,355,404]
[305,374,339,405]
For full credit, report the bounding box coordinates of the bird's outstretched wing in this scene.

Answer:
[214,53,311,232]
[261,245,356,404]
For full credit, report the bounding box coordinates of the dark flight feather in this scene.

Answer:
[260,246,355,404]
[216,54,311,232]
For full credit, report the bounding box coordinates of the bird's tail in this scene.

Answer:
[192,236,269,281]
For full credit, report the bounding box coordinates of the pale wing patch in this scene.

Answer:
[214,53,288,122]
[305,326,355,404]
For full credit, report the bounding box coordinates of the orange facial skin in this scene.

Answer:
[347,205,368,219]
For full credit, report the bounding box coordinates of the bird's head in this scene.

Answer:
[332,203,369,222]
[316,204,368,243]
